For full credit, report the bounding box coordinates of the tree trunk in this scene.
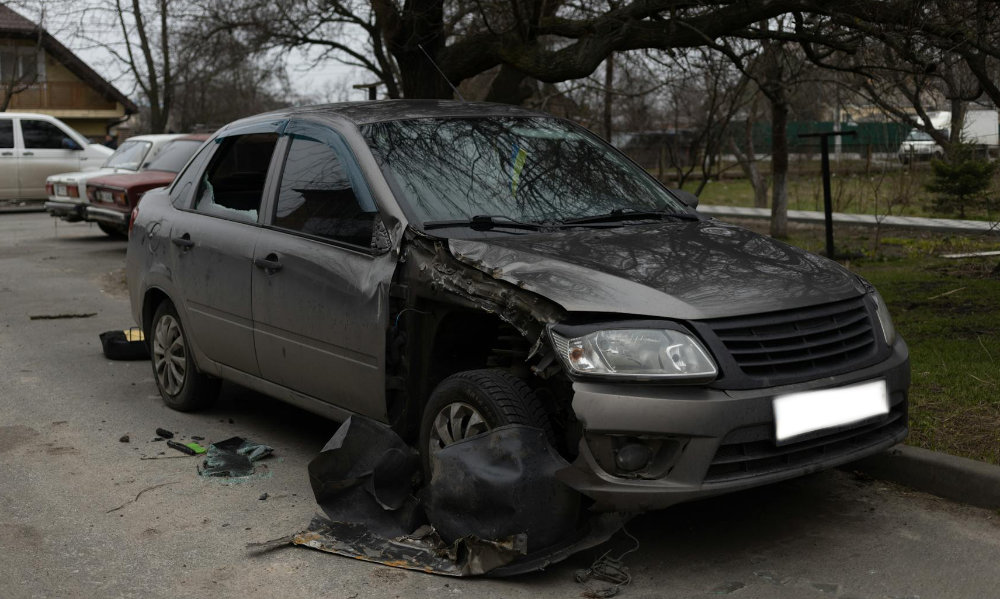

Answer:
[603,54,614,141]
[483,64,533,104]
[770,97,789,238]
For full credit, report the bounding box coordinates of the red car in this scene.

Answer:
[85,134,210,236]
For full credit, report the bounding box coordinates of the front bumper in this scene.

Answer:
[86,205,128,225]
[557,338,910,512]
[44,199,87,221]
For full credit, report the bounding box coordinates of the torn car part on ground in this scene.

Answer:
[291,416,625,576]
[199,436,273,477]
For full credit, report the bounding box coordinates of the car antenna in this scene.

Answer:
[417,43,467,102]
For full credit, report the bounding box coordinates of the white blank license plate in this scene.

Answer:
[773,380,889,443]
[55,184,67,196]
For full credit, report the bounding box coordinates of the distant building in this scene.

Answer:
[0,4,136,139]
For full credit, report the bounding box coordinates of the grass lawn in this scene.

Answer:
[692,162,1000,221]
[732,219,1000,464]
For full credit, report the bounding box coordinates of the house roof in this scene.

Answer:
[0,3,138,113]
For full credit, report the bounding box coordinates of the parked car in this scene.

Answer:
[85,135,210,236]
[44,134,183,228]
[126,101,909,512]
[0,112,113,201]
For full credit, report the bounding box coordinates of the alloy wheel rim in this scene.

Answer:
[152,314,186,395]
[429,401,489,453]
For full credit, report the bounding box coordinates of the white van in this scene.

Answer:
[0,113,113,201]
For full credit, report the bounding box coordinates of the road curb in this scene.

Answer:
[848,444,1000,510]
[0,202,46,214]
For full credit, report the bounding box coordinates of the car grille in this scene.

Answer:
[697,296,881,387]
[704,394,907,484]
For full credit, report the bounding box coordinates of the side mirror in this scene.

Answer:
[669,188,699,210]
[63,138,82,151]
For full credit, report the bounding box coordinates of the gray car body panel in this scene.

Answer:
[447,220,866,320]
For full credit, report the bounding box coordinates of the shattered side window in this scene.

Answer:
[273,134,377,248]
[361,116,687,226]
[193,133,277,223]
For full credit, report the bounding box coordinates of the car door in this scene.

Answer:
[0,119,15,199]
[17,118,82,198]
[168,129,282,377]
[252,120,395,419]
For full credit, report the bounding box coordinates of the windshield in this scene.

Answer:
[361,116,686,226]
[146,139,205,173]
[102,140,152,170]
[906,130,934,142]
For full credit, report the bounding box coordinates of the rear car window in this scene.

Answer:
[0,120,12,149]
[148,139,204,173]
[194,133,277,223]
[103,140,151,170]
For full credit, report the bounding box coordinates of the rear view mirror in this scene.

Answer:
[669,188,699,210]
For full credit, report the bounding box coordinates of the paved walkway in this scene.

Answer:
[700,204,1000,234]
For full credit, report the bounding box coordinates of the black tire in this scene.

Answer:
[149,301,220,411]
[419,369,552,472]
[97,222,127,238]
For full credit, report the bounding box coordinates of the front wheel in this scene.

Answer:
[419,369,552,472]
[149,301,220,411]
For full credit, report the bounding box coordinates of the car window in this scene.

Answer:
[147,139,204,173]
[362,116,687,225]
[193,133,277,223]
[0,120,12,149]
[272,134,377,248]
[22,119,75,150]
[103,139,151,170]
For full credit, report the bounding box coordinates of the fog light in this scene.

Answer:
[615,442,653,472]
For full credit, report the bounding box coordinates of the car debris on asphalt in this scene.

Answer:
[263,416,628,577]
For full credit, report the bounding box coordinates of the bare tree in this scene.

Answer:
[0,6,44,112]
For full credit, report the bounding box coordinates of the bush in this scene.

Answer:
[925,145,998,218]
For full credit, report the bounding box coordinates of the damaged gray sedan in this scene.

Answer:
[126,101,909,513]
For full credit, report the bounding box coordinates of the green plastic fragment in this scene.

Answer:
[185,442,206,454]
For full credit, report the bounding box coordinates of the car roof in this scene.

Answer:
[121,134,183,143]
[221,100,547,131]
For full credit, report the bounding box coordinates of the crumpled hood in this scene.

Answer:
[447,220,866,320]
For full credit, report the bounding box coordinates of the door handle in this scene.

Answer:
[1,151,12,156]
[171,234,194,249]
[253,254,283,272]
[22,151,33,156]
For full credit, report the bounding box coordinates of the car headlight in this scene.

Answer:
[869,290,897,346]
[550,328,717,380]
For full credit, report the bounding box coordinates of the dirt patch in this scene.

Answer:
[99,267,129,298]
[0,425,39,453]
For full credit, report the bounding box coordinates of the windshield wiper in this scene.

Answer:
[559,208,699,226]
[422,214,546,232]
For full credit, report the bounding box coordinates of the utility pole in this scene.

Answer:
[798,130,857,259]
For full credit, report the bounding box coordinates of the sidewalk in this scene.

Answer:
[700,204,1000,234]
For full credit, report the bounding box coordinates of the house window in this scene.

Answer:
[0,46,43,82]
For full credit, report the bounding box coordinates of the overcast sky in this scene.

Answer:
[12,0,369,104]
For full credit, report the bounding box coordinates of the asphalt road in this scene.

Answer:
[2,212,1000,599]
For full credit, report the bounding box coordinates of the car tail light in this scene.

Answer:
[67,186,79,198]
[128,205,139,236]
[45,182,54,195]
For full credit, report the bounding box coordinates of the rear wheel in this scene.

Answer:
[150,301,220,411]
[419,369,552,472]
